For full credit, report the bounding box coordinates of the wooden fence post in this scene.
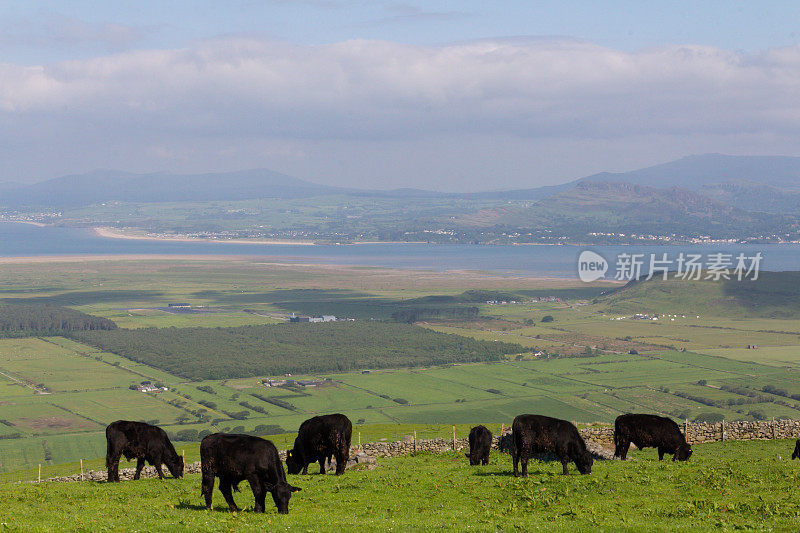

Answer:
[80,459,84,481]
[452,425,456,451]
[721,419,725,442]
[684,419,688,441]
[38,464,41,483]
[772,417,776,439]
[414,430,417,453]
[358,432,361,447]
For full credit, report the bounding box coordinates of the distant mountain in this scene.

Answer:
[455,181,796,239]
[0,169,348,207]
[579,154,800,192]
[698,181,800,215]
[4,153,800,217]
[451,154,800,207]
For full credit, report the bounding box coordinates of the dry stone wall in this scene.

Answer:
[34,419,800,483]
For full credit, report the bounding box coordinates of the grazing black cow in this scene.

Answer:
[105,420,184,482]
[512,414,593,476]
[614,413,692,461]
[201,433,301,514]
[286,414,352,475]
[791,439,800,460]
[465,425,492,466]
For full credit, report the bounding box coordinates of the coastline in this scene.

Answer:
[92,226,316,246]
[1,220,49,227]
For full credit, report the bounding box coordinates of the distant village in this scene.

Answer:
[611,313,701,321]
[261,377,327,388]
[289,314,337,323]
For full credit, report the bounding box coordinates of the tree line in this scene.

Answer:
[69,321,525,380]
[0,303,116,337]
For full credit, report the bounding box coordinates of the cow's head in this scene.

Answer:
[166,454,184,479]
[673,443,692,461]
[465,452,480,466]
[268,481,302,514]
[285,449,303,475]
[792,440,800,460]
[576,451,593,475]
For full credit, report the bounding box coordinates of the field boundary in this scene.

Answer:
[12,417,800,484]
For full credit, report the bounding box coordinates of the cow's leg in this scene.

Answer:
[614,438,626,459]
[106,456,120,483]
[560,458,570,475]
[616,439,630,460]
[219,479,240,512]
[318,457,326,475]
[248,475,266,513]
[658,447,665,461]
[106,451,122,482]
[301,463,308,475]
[519,443,531,478]
[106,439,123,482]
[154,462,166,480]
[133,457,145,480]
[201,473,215,510]
[512,449,520,477]
[482,454,489,466]
[334,448,348,475]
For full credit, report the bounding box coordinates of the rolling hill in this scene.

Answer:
[455,181,798,239]
[597,271,800,318]
[0,169,348,207]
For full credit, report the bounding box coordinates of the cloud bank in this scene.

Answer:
[2,38,799,189]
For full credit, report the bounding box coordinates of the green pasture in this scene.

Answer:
[3,440,800,531]
[105,308,281,329]
[701,346,800,367]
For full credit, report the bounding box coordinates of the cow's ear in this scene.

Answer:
[289,485,302,492]
[287,452,292,458]
[464,453,470,458]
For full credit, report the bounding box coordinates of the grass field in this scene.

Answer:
[2,439,800,531]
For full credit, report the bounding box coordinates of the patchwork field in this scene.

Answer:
[2,258,800,475]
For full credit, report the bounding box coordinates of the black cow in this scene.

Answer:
[791,439,800,460]
[106,420,184,482]
[465,425,492,466]
[201,433,301,514]
[286,414,352,475]
[512,414,593,476]
[614,413,692,461]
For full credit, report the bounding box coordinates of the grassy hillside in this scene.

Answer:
[2,440,800,531]
[597,271,800,318]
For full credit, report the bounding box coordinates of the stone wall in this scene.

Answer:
[683,418,800,444]
[34,419,800,483]
[574,419,800,446]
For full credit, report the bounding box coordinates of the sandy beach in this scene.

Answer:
[92,226,315,246]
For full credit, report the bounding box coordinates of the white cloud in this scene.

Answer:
[2,37,800,187]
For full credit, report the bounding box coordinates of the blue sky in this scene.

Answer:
[2,1,800,189]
